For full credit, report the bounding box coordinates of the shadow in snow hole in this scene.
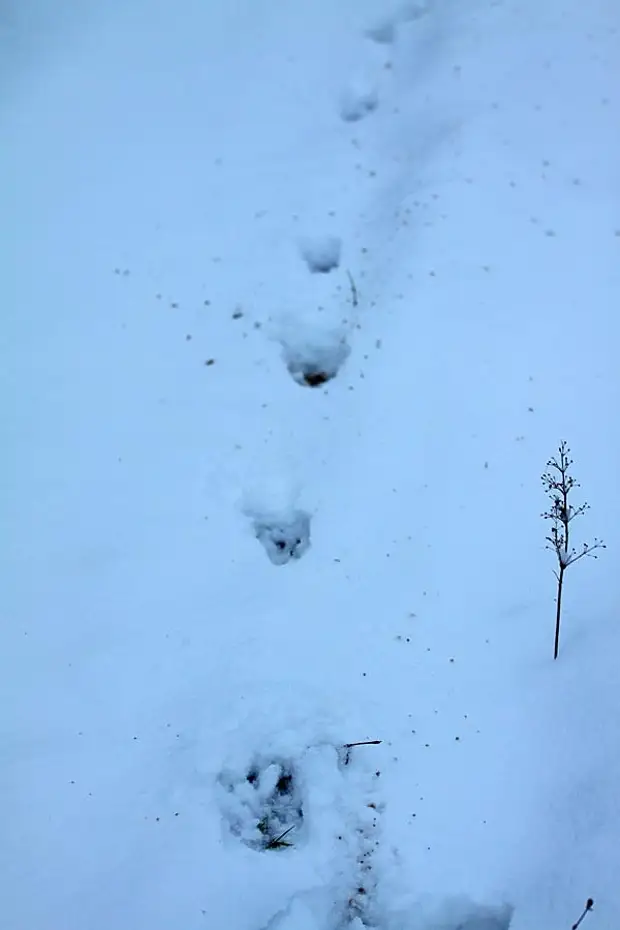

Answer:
[283,338,350,388]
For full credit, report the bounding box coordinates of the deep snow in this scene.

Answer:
[2,1,619,929]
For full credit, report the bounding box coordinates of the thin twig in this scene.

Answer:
[344,740,382,749]
[571,898,594,930]
[346,271,359,308]
[265,825,296,849]
[342,740,382,766]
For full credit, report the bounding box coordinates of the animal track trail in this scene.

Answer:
[240,8,410,565]
[337,741,386,929]
[337,3,426,126]
[238,6,427,564]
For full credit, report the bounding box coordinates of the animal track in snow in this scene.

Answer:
[299,235,342,274]
[254,737,513,930]
[217,757,304,851]
[338,80,379,123]
[365,0,429,44]
[241,479,311,566]
[282,331,351,388]
[257,738,387,930]
[341,2,432,126]
[253,510,311,565]
[399,1,431,24]
[364,20,397,45]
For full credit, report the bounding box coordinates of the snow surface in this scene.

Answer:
[2,0,619,928]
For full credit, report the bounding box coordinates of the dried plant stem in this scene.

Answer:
[541,442,605,660]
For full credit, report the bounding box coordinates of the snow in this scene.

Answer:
[2,0,619,928]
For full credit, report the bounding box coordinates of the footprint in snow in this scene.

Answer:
[253,510,311,565]
[343,2,430,124]
[364,19,397,45]
[338,79,379,123]
[299,235,342,274]
[399,1,431,24]
[217,757,304,851]
[365,0,429,43]
[282,332,351,388]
